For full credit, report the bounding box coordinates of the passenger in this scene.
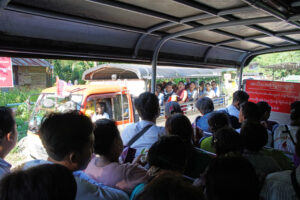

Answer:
[136,173,204,200]
[195,97,214,132]
[237,101,261,133]
[187,81,198,102]
[274,101,300,154]
[213,128,243,156]
[130,136,189,200]
[163,82,175,103]
[257,101,278,132]
[92,102,109,122]
[211,81,220,97]
[176,81,188,103]
[203,83,215,98]
[204,156,260,200]
[22,112,129,200]
[165,114,212,178]
[84,119,149,194]
[241,121,281,184]
[261,129,300,200]
[0,164,76,200]
[223,90,249,119]
[0,107,18,179]
[199,81,205,96]
[155,84,164,106]
[122,92,165,157]
[200,112,230,153]
[164,101,183,119]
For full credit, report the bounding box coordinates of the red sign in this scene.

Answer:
[245,80,300,114]
[0,57,13,88]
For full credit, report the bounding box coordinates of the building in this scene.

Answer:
[12,58,53,88]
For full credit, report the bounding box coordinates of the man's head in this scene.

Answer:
[39,111,94,171]
[189,82,196,91]
[0,107,18,159]
[232,91,249,110]
[96,102,105,114]
[257,101,271,121]
[211,81,217,89]
[240,121,268,152]
[196,97,214,115]
[134,92,160,121]
[290,101,300,122]
[208,112,230,133]
[239,102,260,123]
[165,82,173,93]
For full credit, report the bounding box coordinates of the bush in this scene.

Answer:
[0,88,41,141]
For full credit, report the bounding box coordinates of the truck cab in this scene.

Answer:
[27,84,134,159]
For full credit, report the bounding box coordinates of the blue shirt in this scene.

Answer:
[0,158,11,179]
[23,160,129,200]
[196,112,215,132]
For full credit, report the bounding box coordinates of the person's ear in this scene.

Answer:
[68,153,79,170]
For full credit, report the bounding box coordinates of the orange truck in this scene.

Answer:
[27,84,136,159]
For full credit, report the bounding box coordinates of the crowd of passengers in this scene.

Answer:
[0,90,299,200]
[155,80,220,105]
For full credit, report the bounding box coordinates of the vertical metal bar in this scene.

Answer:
[151,52,158,93]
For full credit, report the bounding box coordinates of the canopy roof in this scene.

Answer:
[83,63,226,80]
[1,0,300,68]
[261,62,300,70]
[12,58,52,68]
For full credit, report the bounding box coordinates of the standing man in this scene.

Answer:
[211,81,220,97]
[163,82,175,103]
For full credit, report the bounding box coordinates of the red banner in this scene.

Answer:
[245,80,300,114]
[0,57,13,88]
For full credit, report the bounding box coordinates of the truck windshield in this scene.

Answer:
[28,93,83,133]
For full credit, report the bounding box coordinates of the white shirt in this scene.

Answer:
[261,165,300,200]
[92,112,110,122]
[204,90,215,98]
[121,120,165,157]
[273,125,298,154]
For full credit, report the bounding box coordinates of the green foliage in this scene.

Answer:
[247,51,300,80]
[0,88,41,141]
[50,60,101,84]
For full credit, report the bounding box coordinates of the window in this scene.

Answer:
[112,94,129,121]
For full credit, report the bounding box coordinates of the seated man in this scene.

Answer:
[92,102,109,122]
[23,112,128,200]
[257,101,278,132]
[223,90,249,119]
[122,92,165,158]
[195,97,214,132]
[0,107,18,179]
[261,129,300,200]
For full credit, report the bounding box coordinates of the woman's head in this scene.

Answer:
[189,82,196,91]
[212,128,243,156]
[94,119,122,162]
[0,107,18,159]
[147,136,188,174]
[205,156,259,200]
[208,112,230,133]
[178,81,185,91]
[165,113,193,143]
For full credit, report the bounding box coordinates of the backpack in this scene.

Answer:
[273,125,297,154]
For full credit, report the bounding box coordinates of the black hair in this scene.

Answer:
[190,81,195,85]
[205,83,211,86]
[137,173,204,200]
[178,81,185,85]
[290,101,300,120]
[212,128,243,156]
[39,111,94,161]
[93,119,119,156]
[257,101,271,119]
[165,113,193,143]
[196,97,214,115]
[208,112,230,133]
[240,102,260,121]
[148,136,188,173]
[205,156,259,200]
[296,129,300,156]
[0,107,15,140]
[134,92,160,121]
[166,82,173,87]
[0,164,76,200]
[211,81,216,84]
[232,91,249,103]
[240,120,268,152]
